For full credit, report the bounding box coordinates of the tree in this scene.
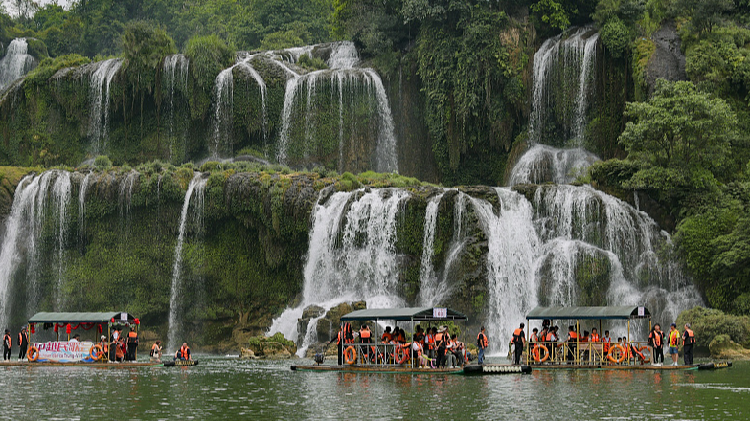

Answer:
[619,79,737,189]
[676,0,734,33]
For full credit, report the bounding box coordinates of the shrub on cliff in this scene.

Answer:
[185,34,235,119]
[121,20,176,93]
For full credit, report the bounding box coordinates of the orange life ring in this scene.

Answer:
[607,344,626,363]
[396,344,410,365]
[532,344,549,363]
[90,344,104,361]
[636,346,651,363]
[27,346,38,362]
[344,346,357,365]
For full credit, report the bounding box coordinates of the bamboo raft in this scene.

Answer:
[292,364,533,375]
[0,361,163,368]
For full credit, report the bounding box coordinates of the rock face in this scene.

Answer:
[709,334,750,360]
[645,23,687,94]
[244,333,297,359]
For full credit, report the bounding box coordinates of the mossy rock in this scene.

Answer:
[245,332,297,358]
[709,334,750,360]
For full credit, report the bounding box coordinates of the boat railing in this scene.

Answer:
[343,342,418,367]
[526,341,652,366]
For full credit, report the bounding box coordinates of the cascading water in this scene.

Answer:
[168,172,208,351]
[0,38,35,91]
[468,189,540,354]
[163,54,189,160]
[275,42,398,173]
[269,188,409,356]
[508,144,600,186]
[0,170,72,327]
[528,27,599,146]
[78,171,94,243]
[88,58,123,154]
[418,193,446,306]
[210,56,267,159]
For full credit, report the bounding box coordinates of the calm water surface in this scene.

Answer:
[2,357,748,420]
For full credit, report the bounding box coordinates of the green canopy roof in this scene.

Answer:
[28,312,136,324]
[340,307,468,322]
[526,306,650,320]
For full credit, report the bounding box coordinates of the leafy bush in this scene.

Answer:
[297,53,327,71]
[601,17,631,58]
[94,155,112,169]
[676,306,750,350]
[185,34,235,93]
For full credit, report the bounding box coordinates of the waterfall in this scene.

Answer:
[0,38,35,91]
[0,170,72,327]
[269,188,409,355]
[210,56,267,159]
[275,42,398,173]
[88,58,123,154]
[163,54,189,161]
[528,28,599,146]
[469,189,540,355]
[78,171,94,242]
[508,144,600,186]
[52,171,72,310]
[418,192,446,306]
[168,172,208,351]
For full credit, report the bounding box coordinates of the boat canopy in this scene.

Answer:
[341,307,468,322]
[28,312,137,324]
[526,306,650,321]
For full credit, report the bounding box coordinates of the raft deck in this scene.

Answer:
[0,361,163,368]
[292,364,533,375]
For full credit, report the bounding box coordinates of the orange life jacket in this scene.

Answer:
[591,333,600,342]
[179,345,190,359]
[477,332,488,348]
[545,332,555,342]
[2,334,10,347]
[360,329,371,339]
[512,328,524,345]
[568,331,578,340]
[426,334,435,350]
[650,331,662,347]
[683,329,695,345]
[381,332,392,343]
[18,331,28,345]
[151,343,159,351]
[435,332,443,343]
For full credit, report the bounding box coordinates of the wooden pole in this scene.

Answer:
[576,320,580,365]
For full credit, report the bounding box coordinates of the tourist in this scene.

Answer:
[476,326,488,365]
[668,323,681,366]
[451,335,465,366]
[150,340,163,362]
[602,330,611,362]
[395,327,406,343]
[649,324,664,366]
[530,328,539,343]
[3,329,11,361]
[381,326,393,343]
[567,326,578,363]
[444,335,457,367]
[98,335,109,360]
[435,327,447,367]
[683,323,695,365]
[590,328,600,343]
[110,329,122,362]
[511,323,526,365]
[545,327,557,361]
[126,328,139,361]
[17,326,28,361]
[425,328,435,359]
[175,342,191,361]
[329,325,344,365]
[70,334,80,343]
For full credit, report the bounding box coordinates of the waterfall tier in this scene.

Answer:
[508,144,600,186]
[0,38,36,92]
[529,27,599,147]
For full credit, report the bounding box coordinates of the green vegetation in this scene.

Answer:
[676,306,750,352]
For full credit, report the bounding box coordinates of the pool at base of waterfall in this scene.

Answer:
[2,356,748,419]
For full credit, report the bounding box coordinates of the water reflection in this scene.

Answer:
[0,358,748,420]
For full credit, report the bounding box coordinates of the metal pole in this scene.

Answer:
[627,319,631,366]
[576,320,581,365]
[526,321,530,365]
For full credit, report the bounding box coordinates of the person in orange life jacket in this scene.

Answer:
[17,326,29,361]
[426,327,437,359]
[110,328,122,362]
[359,325,372,359]
[544,327,557,359]
[590,328,600,343]
[381,326,393,343]
[330,325,345,365]
[668,323,680,366]
[649,324,664,366]
[3,329,11,360]
[683,323,696,365]
[566,326,578,362]
[395,327,406,343]
[150,340,163,362]
[174,343,191,361]
[511,323,526,365]
[602,330,611,354]
[413,326,425,346]
[125,328,139,361]
[435,326,448,367]
[477,326,489,365]
[530,328,539,343]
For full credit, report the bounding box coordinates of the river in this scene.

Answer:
[2,357,748,420]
